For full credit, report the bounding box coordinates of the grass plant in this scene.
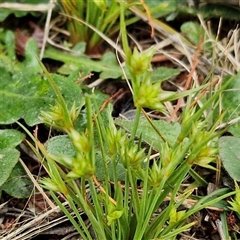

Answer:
[1,1,240,239]
[31,3,237,239]
[60,0,132,53]
[36,71,235,239]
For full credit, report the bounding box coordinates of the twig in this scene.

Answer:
[38,225,75,235]
[92,175,117,206]
[189,78,219,108]
[19,158,56,210]
[130,6,225,76]
[75,72,94,84]
[168,37,203,122]
[99,88,124,112]
[215,219,225,240]
[0,203,67,240]
[40,0,56,60]
[0,2,54,11]
[140,0,154,37]
[19,143,40,163]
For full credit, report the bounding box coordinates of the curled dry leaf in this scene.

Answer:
[15,21,44,56]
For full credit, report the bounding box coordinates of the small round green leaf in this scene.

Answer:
[1,162,32,198]
[45,135,126,181]
[219,136,240,181]
[181,21,204,45]
[46,135,75,157]
[0,148,20,187]
[0,129,25,149]
[0,67,83,126]
[115,119,181,150]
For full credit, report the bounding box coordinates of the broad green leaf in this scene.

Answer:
[0,67,84,126]
[99,52,125,79]
[219,136,240,181]
[200,4,240,20]
[1,162,32,198]
[45,135,76,157]
[0,129,27,197]
[24,38,42,72]
[151,67,181,83]
[0,129,25,149]
[44,48,125,79]
[221,71,240,136]
[57,62,89,75]
[57,42,88,75]
[115,118,181,149]
[72,42,86,55]
[144,0,177,18]
[181,21,204,45]
[0,0,49,21]
[5,30,16,59]
[95,150,126,181]
[0,148,20,187]
[229,123,240,138]
[0,52,22,73]
[46,135,126,181]
[0,9,11,22]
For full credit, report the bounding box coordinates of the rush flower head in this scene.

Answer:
[129,47,155,76]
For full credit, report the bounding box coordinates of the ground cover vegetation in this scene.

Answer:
[1,0,240,239]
